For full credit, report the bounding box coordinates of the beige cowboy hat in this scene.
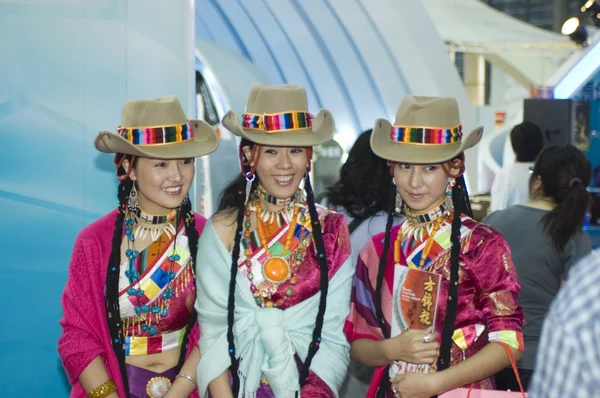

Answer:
[222,84,334,147]
[94,95,219,159]
[371,96,483,164]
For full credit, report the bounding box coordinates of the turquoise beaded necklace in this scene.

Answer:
[123,207,181,335]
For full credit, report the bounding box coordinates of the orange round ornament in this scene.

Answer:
[262,257,291,284]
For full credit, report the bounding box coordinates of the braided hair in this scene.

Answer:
[105,154,200,397]
[374,157,472,397]
[218,140,330,395]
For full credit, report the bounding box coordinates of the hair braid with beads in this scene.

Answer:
[106,175,132,398]
[298,171,329,389]
[177,196,200,369]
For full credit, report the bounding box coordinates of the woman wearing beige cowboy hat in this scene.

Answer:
[58,96,219,398]
[344,96,525,398]
[194,84,353,397]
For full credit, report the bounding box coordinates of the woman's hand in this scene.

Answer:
[390,372,442,398]
[383,328,439,364]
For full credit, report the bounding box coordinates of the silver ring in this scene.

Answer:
[423,334,431,343]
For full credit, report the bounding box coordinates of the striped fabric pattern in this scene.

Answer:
[118,122,193,145]
[390,125,462,145]
[344,226,398,343]
[124,327,186,356]
[242,111,313,132]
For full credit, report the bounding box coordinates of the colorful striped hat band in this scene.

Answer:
[118,122,194,145]
[390,124,463,145]
[242,111,313,133]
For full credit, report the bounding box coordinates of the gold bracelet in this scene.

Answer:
[87,379,117,398]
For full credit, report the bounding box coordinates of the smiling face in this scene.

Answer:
[393,163,450,212]
[125,157,195,214]
[246,145,309,200]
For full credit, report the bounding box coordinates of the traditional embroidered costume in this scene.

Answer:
[345,204,524,392]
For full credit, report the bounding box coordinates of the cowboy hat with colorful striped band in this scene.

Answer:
[94,95,219,159]
[222,84,334,147]
[371,96,483,164]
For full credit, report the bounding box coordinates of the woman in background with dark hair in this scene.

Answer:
[325,129,404,265]
[325,129,403,397]
[490,121,544,212]
[58,96,219,398]
[195,84,353,397]
[345,96,524,397]
[484,145,592,391]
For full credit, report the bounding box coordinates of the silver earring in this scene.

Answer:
[395,191,403,214]
[244,173,255,204]
[392,180,402,214]
[128,184,139,212]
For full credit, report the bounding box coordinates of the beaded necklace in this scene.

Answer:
[242,195,309,308]
[395,198,452,270]
[123,206,181,335]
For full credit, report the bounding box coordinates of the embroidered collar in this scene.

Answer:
[251,186,306,224]
[135,207,177,225]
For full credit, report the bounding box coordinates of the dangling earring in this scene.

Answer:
[244,173,255,204]
[128,183,139,212]
[392,178,403,214]
[446,179,456,199]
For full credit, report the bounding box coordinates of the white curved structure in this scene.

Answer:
[194,0,481,189]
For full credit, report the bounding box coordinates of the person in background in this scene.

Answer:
[528,248,600,397]
[324,129,404,397]
[483,145,592,391]
[490,122,544,212]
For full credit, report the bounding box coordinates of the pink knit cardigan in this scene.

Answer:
[58,210,206,397]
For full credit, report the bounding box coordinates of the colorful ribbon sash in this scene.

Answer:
[390,125,462,145]
[242,111,313,133]
[118,122,194,145]
[124,326,187,356]
[119,232,191,319]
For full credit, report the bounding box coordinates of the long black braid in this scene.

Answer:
[105,155,202,397]
[298,172,330,389]
[436,174,470,372]
[375,183,397,398]
[177,197,200,369]
[226,175,257,396]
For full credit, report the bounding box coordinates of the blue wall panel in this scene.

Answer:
[295,0,385,132]
[264,0,361,140]
[0,1,197,396]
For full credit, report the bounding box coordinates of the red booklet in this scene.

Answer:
[390,265,442,376]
